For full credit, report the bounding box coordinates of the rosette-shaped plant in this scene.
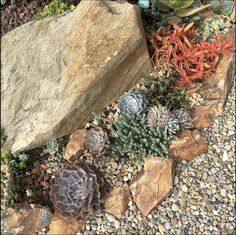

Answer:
[50,161,105,221]
[85,127,108,153]
[118,91,149,114]
[147,106,180,134]
[173,108,191,130]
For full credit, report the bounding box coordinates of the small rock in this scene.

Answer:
[105,213,115,223]
[49,212,85,234]
[104,187,130,219]
[221,189,227,197]
[172,204,179,212]
[158,224,166,234]
[222,151,229,161]
[2,203,52,234]
[130,157,174,216]
[114,220,120,229]
[182,185,188,192]
[170,130,208,161]
[64,129,87,162]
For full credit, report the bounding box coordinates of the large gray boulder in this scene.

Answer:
[1,0,152,153]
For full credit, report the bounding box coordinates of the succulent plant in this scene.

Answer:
[173,108,192,130]
[209,0,234,16]
[107,113,174,161]
[118,91,149,114]
[1,150,28,173]
[85,127,108,154]
[1,163,15,210]
[159,0,195,9]
[34,0,75,20]
[50,160,105,221]
[147,106,180,134]
[144,76,191,111]
[46,139,59,154]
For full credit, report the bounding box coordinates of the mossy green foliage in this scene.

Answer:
[1,151,29,172]
[106,113,175,161]
[144,75,191,111]
[33,0,75,20]
[1,151,28,209]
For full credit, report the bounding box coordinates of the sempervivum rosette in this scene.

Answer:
[50,161,106,221]
[85,127,108,154]
[147,105,180,134]
[118,91,149,114]
[173,108,192,130]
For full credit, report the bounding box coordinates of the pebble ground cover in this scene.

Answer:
[1,0,235,234]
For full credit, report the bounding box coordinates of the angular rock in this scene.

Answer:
[1,203,52,234]
[130,157,174,216]
[104,187,130,219]
[190,99,224,129]
[64,129,87,162]
[1,0,152,153]
[200,28,235,100]
[49,212,85,235]
[169,130,208,161]
[191,27,235,129]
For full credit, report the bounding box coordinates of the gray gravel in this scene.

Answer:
[76,84,235,235]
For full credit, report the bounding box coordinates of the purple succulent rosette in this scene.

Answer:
[50,161,105,221]
[85,127,108,154]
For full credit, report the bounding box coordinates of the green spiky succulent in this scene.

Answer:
[173,108,192,130]
[147,106,180,135]
[144,76,191,111]
[106,113,175,161]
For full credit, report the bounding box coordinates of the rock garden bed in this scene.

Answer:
[1,0,235,234]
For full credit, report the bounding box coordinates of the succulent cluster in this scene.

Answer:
[147,106,180,134]
[0,150,26,210]
[173,108,192,130]
[107,113,174,161]
[85,127,108,154]
[118,91,149,114]
[50,160,105,221]
[151,23,234,88]
[33,0,75,20]
[144,75,191,111]
[199,15,232,42]
[46,139,59,154]
[1,163,15,210]
[208,0,234,16]
[1,151,29,173]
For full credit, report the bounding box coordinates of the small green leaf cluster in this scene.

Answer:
[1,151,28,209]
[144,75,191,111]
[33,0,75,20]
[46,139,59,154]
[1,151,29,172]
[1,162,16,209]
[106,113,175,161]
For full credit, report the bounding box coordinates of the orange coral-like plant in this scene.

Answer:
[151,23,234,88]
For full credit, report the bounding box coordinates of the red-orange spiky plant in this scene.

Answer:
[151,23,234,89]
